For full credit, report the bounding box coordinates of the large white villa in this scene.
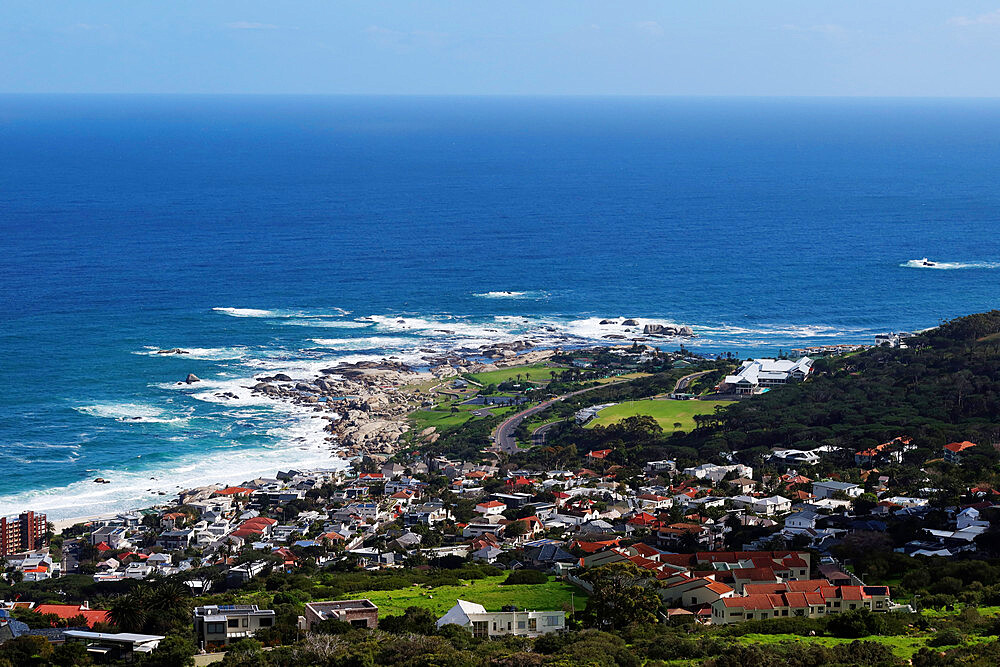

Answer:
[721,357,814,395]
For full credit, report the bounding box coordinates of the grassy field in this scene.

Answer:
[463,364,569,387]
[409,405,515,432]
[336,575,586,617]
[585,398,727,431]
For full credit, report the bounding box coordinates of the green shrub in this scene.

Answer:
[502,569,549,585]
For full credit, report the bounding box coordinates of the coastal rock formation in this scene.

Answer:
[157,348,189,354]
[600,319,617,325]
[622,319,638,326]
[643,323,695,337]
[185,373,201,384]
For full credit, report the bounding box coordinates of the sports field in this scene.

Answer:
[585,398,728,432]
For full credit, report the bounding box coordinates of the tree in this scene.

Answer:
[0,635,54,666]
[139,635,196,667]
[578,562,662,630]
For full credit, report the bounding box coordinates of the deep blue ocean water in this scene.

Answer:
[3,95,1000,518]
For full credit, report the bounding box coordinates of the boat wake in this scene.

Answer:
[901,259,1000,270]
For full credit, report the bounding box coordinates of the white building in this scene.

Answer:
[730,495,792,515]
[722,357,813,395]
[436,600,565,638]
[770,449,821,466]
[683,463,753,483]
[812,481,862,499]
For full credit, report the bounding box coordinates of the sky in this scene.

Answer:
[3,1,1000,96]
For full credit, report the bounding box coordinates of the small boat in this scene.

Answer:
[919,258,937,267]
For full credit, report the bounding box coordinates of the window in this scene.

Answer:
[227,619,240,628]
[242,617,249,627]
[351,619,367,628]
[507,622,511,631]
[492,622,497,631]
[472,622,489,638]
[546,616,561,627]
[207,622,226,635]
[517,621,526,629]
[528,618,537,631]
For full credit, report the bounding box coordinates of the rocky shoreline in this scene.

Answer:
[174,321,693,464]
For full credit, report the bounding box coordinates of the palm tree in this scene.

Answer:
[107,588,150,633]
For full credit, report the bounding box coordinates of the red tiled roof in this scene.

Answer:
[476,500,505,509]
[586,449,613,459]
[215,486,255,496]
[34,604,110,628]
[945,441,977,453]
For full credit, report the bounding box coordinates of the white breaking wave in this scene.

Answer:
[213,307,275,317]
[901,259,1000,270]
[280,319,373,328]
[309,336,418,350]
[214,306,354,319]
[75,402,190,425]
[473,290,547,300]
[136,346,248,360]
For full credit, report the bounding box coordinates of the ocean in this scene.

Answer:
[3,95,1000,519]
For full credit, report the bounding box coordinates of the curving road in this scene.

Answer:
[493,369,714,453]
[492,379,633,453]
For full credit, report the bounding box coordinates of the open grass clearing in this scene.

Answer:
[585,398,728,432]
[463,364,569,387]
[335,575,586,618]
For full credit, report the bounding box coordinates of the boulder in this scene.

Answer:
[185,373,201,384]
[157,348,189,354]
[274,373,293,382]
[622,319,638,326]
[599,319,617,325]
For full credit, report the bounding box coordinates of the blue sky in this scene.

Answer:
[3,1,1000,95]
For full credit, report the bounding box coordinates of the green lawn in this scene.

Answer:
[463,364,569,387]
[585,399,728,432]
[336,575,586,617]
[409,405,515,433]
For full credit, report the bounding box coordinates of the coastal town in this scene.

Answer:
[6,317,1000,665]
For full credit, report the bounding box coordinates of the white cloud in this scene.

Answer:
[948,9,1000,26]
[636,20,664,37]
[225,22,280,30]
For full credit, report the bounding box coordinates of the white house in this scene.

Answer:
[682,463,753,483]
[957,507,991,531]
[722,357,813,395]
[770,449,821,466]
[475,500,507,516]
[730,495,792,515]
[784,510,818,531]
[812,481,862,499]
[436,600,565,638]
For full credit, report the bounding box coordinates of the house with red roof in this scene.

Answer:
[215,486,255,497]
[34,603,110,628]
[855,436,913,468]
[475,500,506,516]
[944,441,977,464]
[586,449,612,460]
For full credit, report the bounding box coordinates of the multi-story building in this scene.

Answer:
[193,605,276,649]
[1,512,47,557]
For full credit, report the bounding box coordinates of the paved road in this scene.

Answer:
[671,370,712,395]
[530,419,566,447]
[492,379,632,453]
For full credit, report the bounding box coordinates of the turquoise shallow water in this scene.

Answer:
[3,95,1000,518]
